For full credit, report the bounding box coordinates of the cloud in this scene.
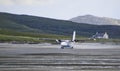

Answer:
[0,0,54,6]
[0,0,14,5]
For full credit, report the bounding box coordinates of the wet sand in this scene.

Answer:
[0,43,120,71]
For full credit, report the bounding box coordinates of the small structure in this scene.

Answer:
[91,32,109,39]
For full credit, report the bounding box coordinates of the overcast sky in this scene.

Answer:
[0,0,120,20]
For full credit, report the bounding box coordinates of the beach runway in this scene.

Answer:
[0,43,120,71]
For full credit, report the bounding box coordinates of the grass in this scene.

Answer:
[0,29,66,43]
[0,29,119,43]
[0,30,72,43]
[0,34,41,42]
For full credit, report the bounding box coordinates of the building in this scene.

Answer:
[91,32,109,39]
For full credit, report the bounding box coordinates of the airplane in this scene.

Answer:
[56,31,76,49]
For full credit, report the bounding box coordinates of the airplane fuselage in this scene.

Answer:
[60,41,74,49]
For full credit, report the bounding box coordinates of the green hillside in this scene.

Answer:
[0,12,120,39]
[0,29,71,43]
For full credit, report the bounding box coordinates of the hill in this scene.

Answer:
[0,12,120,38]
[70,15,120,26]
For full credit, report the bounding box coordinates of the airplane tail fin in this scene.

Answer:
[72,31,76,42]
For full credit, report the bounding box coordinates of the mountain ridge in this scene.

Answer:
[70,15,120,26]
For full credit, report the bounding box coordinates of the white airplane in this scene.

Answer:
[56,31,76,49]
